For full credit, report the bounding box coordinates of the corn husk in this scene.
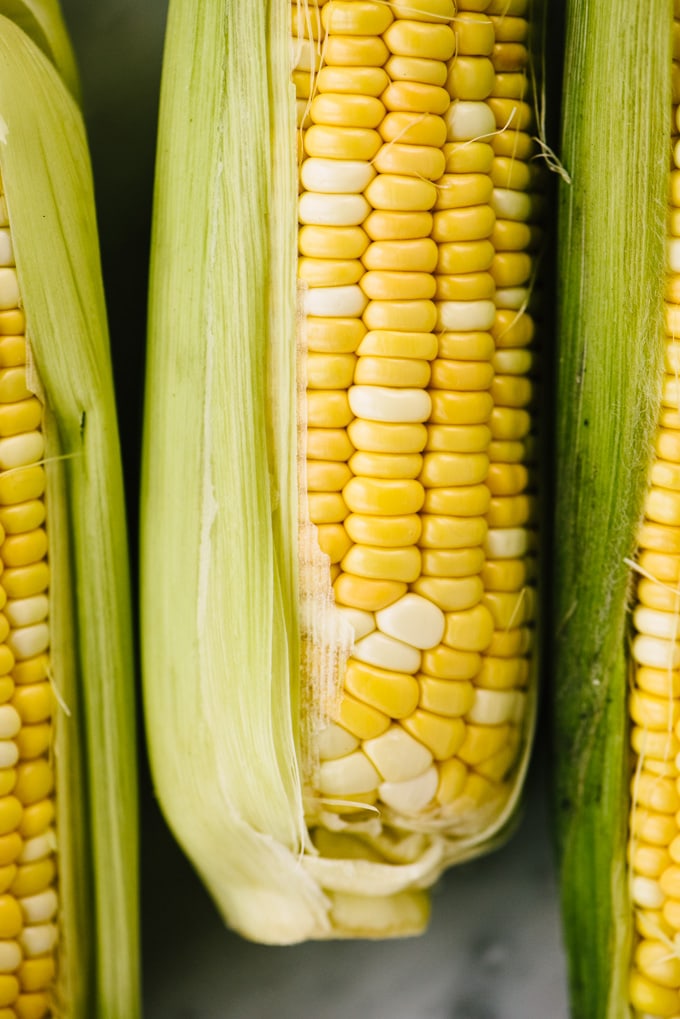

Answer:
[0,0,79,98]
[142,0,540,944]
[554,2,671,1016]
[0,12,138,1016]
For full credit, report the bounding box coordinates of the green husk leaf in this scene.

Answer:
[142,0,324,944]
[0,0,79,100]
[0,15,138,1017]
[554,2,671,1016]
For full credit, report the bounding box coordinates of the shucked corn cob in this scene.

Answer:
[143,0,543,941]
[0,7,138,1017]
[555,2,680,1018]
[624,17,680,1019]
[627,40,680,1009]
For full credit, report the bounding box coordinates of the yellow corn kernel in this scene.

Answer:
[344,659,420,719]
[307,460,352,491]
[629,968,680,1017]
[631,843,672,878]
[436,758,468,805]
[344,513,422,548]
[13,762,53,807]
[442,604,495,652]
[0,502,45,536]
[15,723,49,762]
[632,809,678,847]
[17,956,54,993]
[418,676,475,718]
[390,0,455,20]
[435,273,495,301]
[11,858,54,899]
[341,543,421,583]
[15,995,50,1019]
[410,576,479,614]
[0,773,15,799]
[0,897,21,940]
[10,658,47,688]
[334,573,407,611]
[426,422,490,453]
[454,12,495,55]
[401,710,466,760]
[316,65,389,97]
[421,645,481,681]
[336,694,391,741]
[11,686,51,727]
[446,56,495,101]
[310,93,386,130]
[458,724,512,766]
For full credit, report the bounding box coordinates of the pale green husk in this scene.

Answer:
[0,15,138,1017]
[554,2,671,1017]
[0,0,79,99]
[143,0,538,944]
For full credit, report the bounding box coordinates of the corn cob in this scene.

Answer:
[625,16,680,1018]
[0,9,138,1017]
[554,1,674,1018]
[143,0,543,942]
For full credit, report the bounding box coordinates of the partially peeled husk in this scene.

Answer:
[0,10,138,1016]
[553,1,671,1016]
[142,0,539,944]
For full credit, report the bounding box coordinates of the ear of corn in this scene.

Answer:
[554,2,671,1017]
[143,0,543,943]
[0,11,138,1016]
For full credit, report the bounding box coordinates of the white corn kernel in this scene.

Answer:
[348,385,432,423]
[0,231,13,267]
[0,941,21,972]
[633,634,680,670]
[445,101,497,141]
[379,764,439,814]
[634,606,680,641]
[436,300,496,331]
[0,432,44,470]
[631,875,665,910]
[0,742,18,768]
[298,192,370,227]
[495,287,529,310]
[0,706,20,740]
[667,237,680,273]
[7,622,49,661]
[491,189,532,221]
[363,726,433,782]
[304,285,368,318]
[19,923,57,958]
[300,158,376,194]
[4,595,48,628]
[335,605,376,640]
[319,750,380,796]
[485,527,529,558]
[18,829,56,864]
[375,593,445,650]
[466,688,521,725]
[317,723,360,761]
[352,631,421,673]
[0,268,18,310]
[20,889,59,924]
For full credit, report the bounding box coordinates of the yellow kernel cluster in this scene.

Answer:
[628,22,680,1019]
[294,0,538,840]
[0,176,57,1019]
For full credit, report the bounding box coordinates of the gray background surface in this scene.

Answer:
[58,3,570,1016]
